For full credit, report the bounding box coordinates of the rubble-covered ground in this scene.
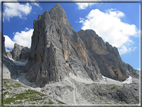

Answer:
[2,73,140,106]
[2,79,65,106]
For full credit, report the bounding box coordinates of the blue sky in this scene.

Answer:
[2,1,140,70]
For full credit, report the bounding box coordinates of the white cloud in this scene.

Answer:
[3,3,32,21]
[137,68,141,71]
[32,3,42,10]
[105,8,125,18]
[13,28,33,48]
[79,9,139,55]
[76,3,95,10]
[119,45,137,55]
[4,35,15,49]
[32,3,40,7]
[75,0,103,10]
[4,28,33,49]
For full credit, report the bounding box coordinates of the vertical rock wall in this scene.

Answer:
[22,4,102,87]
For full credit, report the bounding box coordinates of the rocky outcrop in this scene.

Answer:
[2,36,7,56]
[90,83,139,104]
[78,29,108,55]
[21,4,102,87]
[3,4,138,86]
[2,37,27,79]
[78,29,138,81]
[6,43,30,62]
[3,79,65,105]
[41,76,139,104]
[2,4,139,105]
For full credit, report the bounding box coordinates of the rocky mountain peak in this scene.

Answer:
[3,4,138,87]
[2,4,139,105]
[78,29,108,55]
[106,42,122,61]
[36,4,68,26]
[6,43,30,62]
[49,4,68,23]
[78,29,138,81]
[21,4,103,87]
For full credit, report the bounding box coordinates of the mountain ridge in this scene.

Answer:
[2,4,139,105]
[3,3,139,86]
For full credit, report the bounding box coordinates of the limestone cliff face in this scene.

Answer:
[2,4,139,105]
[6,43,30,62]
[3,4,138,87]
[78,30,108,55]
[22,4,102,87]
[78,30,139,81]
[2,37,26,79]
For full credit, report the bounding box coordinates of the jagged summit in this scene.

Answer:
[2,4,139,105]
[36,4,68,27]
[3,4,139,87]
[49,4,67,22]
[20,4,102,87]
[12,4,138,87]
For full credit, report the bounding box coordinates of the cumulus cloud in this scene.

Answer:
[3,3,32,21]
[119,45,137,55]
[4,28,33,49]
[76,3,95,10]
[79,8,139,55]
[4,35,15,49]
[32,3,40,7]
[137,68,141,71]
[13,28,33,48]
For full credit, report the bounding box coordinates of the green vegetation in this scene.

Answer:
[57,100,65,104]
[106,84,122,90]
[3,79,65,105]
[3,79,27,88]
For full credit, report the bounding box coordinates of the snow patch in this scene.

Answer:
[102,76,108,84]
[9,57,28,66]
[123,76,132,84]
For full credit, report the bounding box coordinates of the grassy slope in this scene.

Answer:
[3,79,65,106]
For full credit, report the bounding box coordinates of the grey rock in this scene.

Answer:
[8,43,30,62]
[78,29,139,81]
[2,37,26,79]
[97,83,139,104]
[22,4,102,87]
[3,53,25,79]
[2,4,139,105]
[78,29,108,55]
[106,42,122,62]
[122,62,139,78]
[2,36,7,55]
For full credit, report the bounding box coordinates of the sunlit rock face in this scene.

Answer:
[2,37,28,79]
[3,4,138,87]
[2,4,139,105]
[78,29,139,81]
[6,43,30,62]
[21,4,102,87]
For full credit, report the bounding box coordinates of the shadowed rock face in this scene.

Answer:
[2,4,139,105]
[78,30,139,80]
[22,4,102,87]
[2,37,26,79]
[7,43,30,62]
[3,4,138,88]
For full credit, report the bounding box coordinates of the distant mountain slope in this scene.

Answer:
[78,29,139,80]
